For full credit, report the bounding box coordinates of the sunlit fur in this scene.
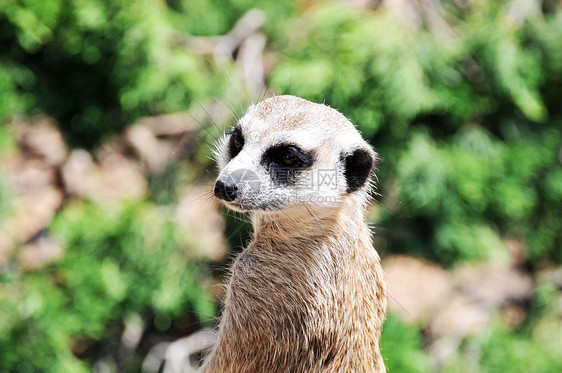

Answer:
[203,95,387,372]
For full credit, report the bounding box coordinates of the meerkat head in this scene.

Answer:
[213,95,377,214]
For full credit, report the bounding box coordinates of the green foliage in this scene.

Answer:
[0,0,298,149]
[1,0,562,371]
[0,0,225,148]
[0,202,213,371]
[382,294,562,373]
[0,127,15,221]
[269,1,562,266]
[443,313,562,373]
[1,0,560,267]
[476,326,562,373]
[381,314,432,373]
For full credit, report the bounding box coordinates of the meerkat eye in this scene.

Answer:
[283,150,298,165]
[228,126,244,159]
[263,144,314,170]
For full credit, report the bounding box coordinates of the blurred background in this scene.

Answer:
[1,0,561,372]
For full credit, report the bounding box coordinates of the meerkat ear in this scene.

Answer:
[342,147,376,193]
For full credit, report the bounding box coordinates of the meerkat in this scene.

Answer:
[202,95,387,372]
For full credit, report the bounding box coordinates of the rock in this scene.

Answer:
[428,292,490,339]
[125,124,175,174]
[1,154,64,244]
[61,149,96,198]
[453,264,533,309]
[18,234,64,271]
[128,109,224,164]
[62,148,147,205]
[426,262,534,366]
[97,151,147,203]
[0,120,66,259]
[17,116,67,166]
[382,255,535,368]
[3,155,57,195]
[136,112,198,137]
[4,186,64,243]
[382,255,453,323]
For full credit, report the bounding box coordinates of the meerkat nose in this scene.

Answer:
[214,179,238,202]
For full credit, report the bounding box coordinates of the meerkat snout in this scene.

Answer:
[213,179,238,202]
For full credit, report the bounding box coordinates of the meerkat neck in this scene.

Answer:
[252,194,369,243]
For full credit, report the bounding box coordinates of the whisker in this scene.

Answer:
[224,67,245,117]
[212,97,240,126]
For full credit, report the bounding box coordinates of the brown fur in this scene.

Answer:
[254,95,351,133]
[204,96,387,372]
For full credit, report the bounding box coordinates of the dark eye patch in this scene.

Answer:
[228,126,244,159]
[262,144,315,185]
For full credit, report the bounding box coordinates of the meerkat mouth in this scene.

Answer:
[224,200,284,212]
[225,201,252,211]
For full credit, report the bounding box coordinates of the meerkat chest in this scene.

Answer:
[224,239,383,334]
[228,242,334,312]
[211,240,386,372]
